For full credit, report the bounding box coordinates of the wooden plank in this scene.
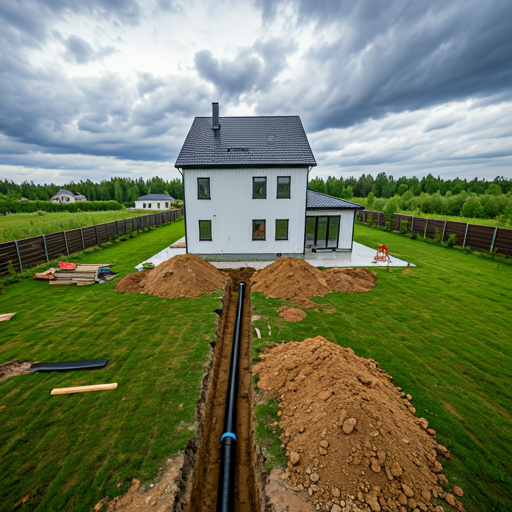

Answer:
[0,313,16,322]
[49,281,77,285]
[51,383,117,395]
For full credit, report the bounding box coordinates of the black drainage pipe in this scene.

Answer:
[217,282,246,512]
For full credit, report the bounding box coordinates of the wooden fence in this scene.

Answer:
[357,210,512,257]
[0,209,183,275]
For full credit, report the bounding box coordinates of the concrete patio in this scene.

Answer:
[136,237,414,270]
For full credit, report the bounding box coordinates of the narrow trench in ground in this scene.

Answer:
[183,269,260,512]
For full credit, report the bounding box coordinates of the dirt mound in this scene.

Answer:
[324,267,377,294]
[277,306,307,322]
[0,360,34,383]
[252,258,376,307]
[254,336,463,512]
[115,254,227,299]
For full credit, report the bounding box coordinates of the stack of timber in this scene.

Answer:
[49,264,113,286]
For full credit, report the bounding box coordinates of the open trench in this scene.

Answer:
[180,269,261,512]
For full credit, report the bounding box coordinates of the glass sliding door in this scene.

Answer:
[306,217,316,247]
[316,217,328,248]
[327,216,340,248]
[306,215,341,249]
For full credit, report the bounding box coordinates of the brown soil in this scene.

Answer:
[252,258,376,308]
[115,254,227,299]
[0,360,34,383]
[254,336,463,512]
[277,306,307,322]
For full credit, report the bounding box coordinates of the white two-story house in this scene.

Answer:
[175,103,363,258]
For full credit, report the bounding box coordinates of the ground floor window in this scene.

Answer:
[305,216,340,248]
[143,203,146,208]
[165,202,169,208]
[252,219,266,240]
[148,203,152,208]
[199,220,212,241]
[275,219,289,240]
[157,203,161,208]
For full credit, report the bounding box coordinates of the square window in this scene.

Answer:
[252,219,266,240]
[253,177,267,199]
[277,176,291,198]
[199,220,212,241]
[275,219,289,240]
[198,177,210,199]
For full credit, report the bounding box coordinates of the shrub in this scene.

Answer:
[447,233,458,247]
[434,228,443,242]
[367,214,374,226]
[399,219,409,235]
[385,214,395,232]
[411,232,418,240]
[461,196,485,218]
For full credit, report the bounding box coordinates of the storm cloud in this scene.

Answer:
[0,0,511,183]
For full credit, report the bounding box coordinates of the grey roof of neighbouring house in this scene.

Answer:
[306,189,364,210]
[52,189,75,197]
[175,116,317,168]
[136,194,175,201]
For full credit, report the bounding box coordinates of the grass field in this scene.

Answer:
[252,224,512,512]
[0,210,151,243]
[0,219,223,511]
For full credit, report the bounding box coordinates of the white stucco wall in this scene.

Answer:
[183,167,309,255]
[134,200,171,211]
[306,209,356,250]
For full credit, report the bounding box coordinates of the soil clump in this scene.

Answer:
[254,336,463,512]
[251,258,376,307]
[115,254,227,299]
[0,360,34,383]
[277,306,307,322]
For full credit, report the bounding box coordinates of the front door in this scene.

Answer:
[305,216,340,249]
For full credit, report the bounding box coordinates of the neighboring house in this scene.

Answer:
[134,194,175,210]
[175,103,364,257]
[50,189,87,203]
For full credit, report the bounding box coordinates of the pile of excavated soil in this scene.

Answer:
[254,337,464,512]
[277,306,307,322]
[0,360,34,383]
[251,258,376,307]
[115,254,227,299]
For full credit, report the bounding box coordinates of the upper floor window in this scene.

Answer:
[253,177,267,199]
[198,177,210,199]
[143,203,146,208]
[277,176,291,198]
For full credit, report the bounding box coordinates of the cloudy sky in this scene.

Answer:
[1,0,511,185]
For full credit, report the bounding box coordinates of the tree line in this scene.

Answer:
[0,177,184,205]
[308,173,512,199]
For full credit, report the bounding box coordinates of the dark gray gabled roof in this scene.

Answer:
[136,194,175,201]
[52,189,74,197]
[175,116,316,168]
[306,189,364,210]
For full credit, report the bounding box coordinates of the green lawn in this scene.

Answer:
[0,210,151,243]
[252,224,512,512]
[0,219,222,511]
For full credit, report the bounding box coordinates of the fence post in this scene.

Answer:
[424,219,428,239]
[14,240,23,273]
[42,234,49,262]
[442,221,447,242]
[463,223,469,248]
[63,231,70,256]
[95,225,99,245]
[411,216,414,232]
[490,227,498,251]
[80,228,85,250]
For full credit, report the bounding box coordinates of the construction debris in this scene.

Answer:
[35,263,115,286]
[0,313,16,322]
[51,383,118,395]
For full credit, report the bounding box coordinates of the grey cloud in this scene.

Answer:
[194,37,296,97]
[253,0,512,132]
[62,35,116,65]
